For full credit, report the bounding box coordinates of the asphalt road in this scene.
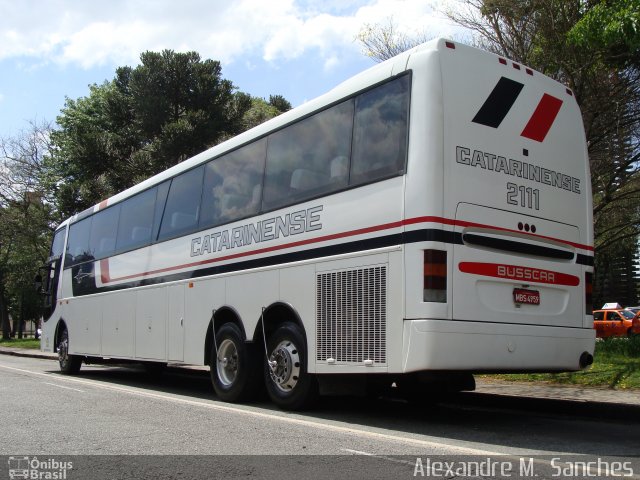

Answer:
[1,355,638,479]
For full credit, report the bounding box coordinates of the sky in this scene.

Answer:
[0,0,467,140]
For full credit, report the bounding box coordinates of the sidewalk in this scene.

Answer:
[1,345,638,408]
[475,378,640,407]
[0,345,57,360]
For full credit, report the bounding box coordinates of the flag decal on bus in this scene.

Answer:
[520,93,563,142]
[472,77,524,128]
[473,77,564,142]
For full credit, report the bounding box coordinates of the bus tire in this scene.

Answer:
[210,323,261,402]
[264,322,318,410]
[58,327,82,375]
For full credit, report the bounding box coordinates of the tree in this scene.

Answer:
[568,0,640,68]
[241,96,292,132]
[356,17,432,62]
[47,50,254,216]
[0,122,56,339]
[268,95,292,113]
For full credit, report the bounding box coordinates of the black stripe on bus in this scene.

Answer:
[472,77,524,128]
[69,228,591,296]
[462,233,575,260]
[576,254,594,266]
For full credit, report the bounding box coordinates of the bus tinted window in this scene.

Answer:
[158,166,204,241]
[263,100,353,210]
[152,181,170,241]
[89,205,121,260]
[116,187,157,252]
[65,217,92,266]
[200,139,266,228]
[50,228,66,259]
[351,75,410,184]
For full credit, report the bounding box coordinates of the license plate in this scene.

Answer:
[513,288,540,305]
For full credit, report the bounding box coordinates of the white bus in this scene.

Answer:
[40,39,595,410]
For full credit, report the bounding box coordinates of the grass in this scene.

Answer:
[0,337,41,349]
[483,336,640,389]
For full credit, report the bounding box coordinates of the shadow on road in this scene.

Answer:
[44,363,640,457]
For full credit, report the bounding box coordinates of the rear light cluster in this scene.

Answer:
[424,249,447,302]
[585,272,593,314]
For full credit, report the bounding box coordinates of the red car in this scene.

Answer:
[593,309,640,338]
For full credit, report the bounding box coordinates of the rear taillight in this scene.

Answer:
[585,272,593,314]
[424,249,447,302]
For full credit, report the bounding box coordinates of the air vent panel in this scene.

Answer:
[316,265,387,365]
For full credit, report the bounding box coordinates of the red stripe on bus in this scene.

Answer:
[459,262,580,286]
[100,259,110,284]
[100,216,593,284]
[98,199,109,210]
[520,93,563,142]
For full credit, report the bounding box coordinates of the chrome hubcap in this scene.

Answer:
[216,339,239,386]
[269,340,301,392]
[58,335,68,364]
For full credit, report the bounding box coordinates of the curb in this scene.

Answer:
[0,346,57,361]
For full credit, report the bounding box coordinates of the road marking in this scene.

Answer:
[44,382,85,393]
[3,362,640,479]
[342,449,415,466]
[0,363,508,455]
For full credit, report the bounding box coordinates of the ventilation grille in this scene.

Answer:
[316,266,387,364]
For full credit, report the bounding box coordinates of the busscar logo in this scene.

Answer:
[7,457,73,480]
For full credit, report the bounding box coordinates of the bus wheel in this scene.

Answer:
[264,322,318,410]
[58,328,82,375]
[210,323,261,402]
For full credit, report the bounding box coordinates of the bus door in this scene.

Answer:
[42,227,67,321]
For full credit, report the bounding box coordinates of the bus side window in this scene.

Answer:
[158,166,204,241]
[89,205,120,260]
[116,187,157,253]
[65,217,93,267]
[200,139,266,229]
[263,99,353,210]
[350,75,410,185]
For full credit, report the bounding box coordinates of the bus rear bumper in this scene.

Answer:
[402,319,596,373]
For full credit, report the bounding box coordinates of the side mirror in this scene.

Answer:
[34,274,43,293]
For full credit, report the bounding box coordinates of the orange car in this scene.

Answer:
[593,309,640,338]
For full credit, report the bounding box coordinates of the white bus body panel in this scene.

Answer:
[402,40,594,372]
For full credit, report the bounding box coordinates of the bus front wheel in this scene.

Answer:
[58,328,82,375]
[264,322,317,410]
[210,323,261,402]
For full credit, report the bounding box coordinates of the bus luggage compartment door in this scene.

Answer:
[452,202,583,328]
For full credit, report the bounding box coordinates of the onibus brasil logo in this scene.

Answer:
[8,457,73,480]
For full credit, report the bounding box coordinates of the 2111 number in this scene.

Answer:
[507,182,540,210]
